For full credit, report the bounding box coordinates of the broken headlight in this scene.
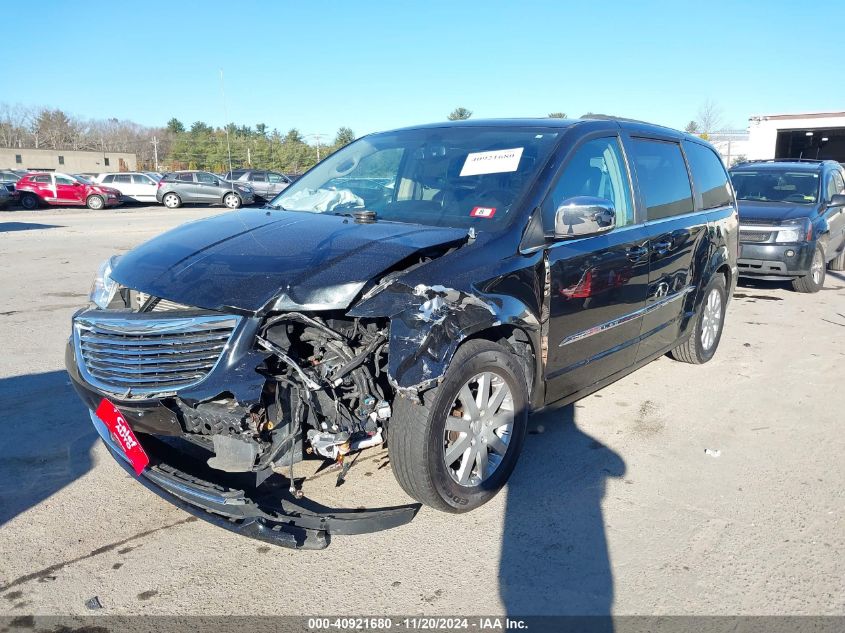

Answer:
[90,255,121,309]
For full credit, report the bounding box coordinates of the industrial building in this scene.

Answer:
[0,148,137,173]
[746,111,845,162]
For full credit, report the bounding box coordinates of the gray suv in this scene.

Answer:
[223,169,291,201]
[156,171,255,209]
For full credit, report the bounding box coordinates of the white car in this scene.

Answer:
[94,172,159,203]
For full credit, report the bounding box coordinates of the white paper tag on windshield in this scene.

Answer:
[460,147,524,177]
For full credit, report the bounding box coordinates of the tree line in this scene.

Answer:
[0,102,356,174]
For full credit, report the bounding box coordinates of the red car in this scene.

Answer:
[15,173,121,210]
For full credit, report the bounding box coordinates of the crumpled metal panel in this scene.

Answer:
[110,209,467,314]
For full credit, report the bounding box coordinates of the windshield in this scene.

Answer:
[730,169,820,204]
[74,175,92,184]
[269,127,560,229]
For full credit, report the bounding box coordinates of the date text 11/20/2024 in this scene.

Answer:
[307,617,528,630]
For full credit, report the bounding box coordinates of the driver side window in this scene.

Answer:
[543,137,634,234]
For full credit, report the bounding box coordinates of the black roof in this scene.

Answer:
[730,159,838,172]
[384,117,706,145]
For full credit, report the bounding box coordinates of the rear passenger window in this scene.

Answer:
[102,175,114,183]
[177,173,194,182]
[114,175,132,184]
[683,142,733,209]
[250,172,267,182]
[631,139,694,220]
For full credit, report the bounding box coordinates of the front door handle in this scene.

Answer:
[626,246,649,262]
[653,239,673,255]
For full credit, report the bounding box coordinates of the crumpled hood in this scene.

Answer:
[111,209,467,313]
[737,200,818,223]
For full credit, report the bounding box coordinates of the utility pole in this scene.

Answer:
[151,136,159,171]
[247,146,251,167]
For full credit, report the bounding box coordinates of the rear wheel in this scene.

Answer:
[223,192,242,209]
[20,193,39,210]
[389,339,528,513]
[670,273,727,365]
[86,194,104,210]
[162,193,181,209]
[792,244,825,293]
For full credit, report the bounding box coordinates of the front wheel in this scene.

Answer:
[792,244,825,293]
[86,194,104,210]
[20,193,39,210]
[223,192,242,209]
[389,339,528,513]
[669,273,727,365]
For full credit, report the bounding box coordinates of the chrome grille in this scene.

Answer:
[739,230,771,243]
[74,314,240,396]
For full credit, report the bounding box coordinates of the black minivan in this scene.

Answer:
[66,118,738,548]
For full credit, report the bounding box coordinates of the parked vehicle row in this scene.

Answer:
[0,169,263,211]
[66,117,741,548]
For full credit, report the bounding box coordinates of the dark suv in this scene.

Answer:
[66,118,737,548]
[223,169,292,201]
[730,159,845,292]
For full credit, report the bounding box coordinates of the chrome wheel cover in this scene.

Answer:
[811,249,824,284]
[700,287,722,351]
[443,371,514,486]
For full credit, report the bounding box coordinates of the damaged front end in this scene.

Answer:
[66,290,423,549]
[67,223,541,548]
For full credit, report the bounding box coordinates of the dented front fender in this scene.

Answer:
[349,281,541,394]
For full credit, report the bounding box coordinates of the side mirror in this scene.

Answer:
[828,193,845,208]
[554,196,616,240]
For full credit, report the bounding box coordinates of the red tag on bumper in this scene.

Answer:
[95,399,149,476]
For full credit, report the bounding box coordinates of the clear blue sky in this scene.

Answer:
[4,0,844,137]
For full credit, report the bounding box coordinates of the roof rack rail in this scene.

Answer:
[744,158,825,164]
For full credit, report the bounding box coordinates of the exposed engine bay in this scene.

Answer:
[174,311,395,492]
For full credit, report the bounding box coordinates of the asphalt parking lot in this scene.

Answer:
[0,204,843,616]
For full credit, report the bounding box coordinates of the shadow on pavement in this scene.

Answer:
[0,371,95,526]
[499,404,625,620]
[0,222,62,233]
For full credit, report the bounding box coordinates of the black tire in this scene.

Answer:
[223,192,242,209]
[20,193,39,210]
[669,273,727,365]
[791,244,825,293]
[828,245,845,272]
[86,194,104,210]
[389,339,528,513]
[162,192,181,209]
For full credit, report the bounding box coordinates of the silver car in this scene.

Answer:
[223,169,291,201]
[155,171,255,209]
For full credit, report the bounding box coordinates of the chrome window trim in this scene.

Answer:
[73,313,241,398]
[559,286,694,347]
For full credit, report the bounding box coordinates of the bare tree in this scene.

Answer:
[696,99,723,134]
[447,107,472,121]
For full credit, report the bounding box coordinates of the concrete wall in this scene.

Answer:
[747,112,845,160]
[0,148,137,172]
